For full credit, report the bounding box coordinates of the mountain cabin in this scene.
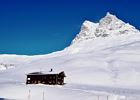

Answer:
[26,71,66,85]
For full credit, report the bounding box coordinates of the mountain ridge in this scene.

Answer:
[72,12,140,45]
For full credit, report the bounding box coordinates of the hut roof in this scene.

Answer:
[27,71,65,75]
[28,72,43,75]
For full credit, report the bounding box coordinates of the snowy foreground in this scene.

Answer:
[0,13,140,100]
[0,83,140,100]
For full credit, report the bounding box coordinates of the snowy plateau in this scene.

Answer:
[0,12,140,100]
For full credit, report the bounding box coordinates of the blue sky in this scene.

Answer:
[0,0,140,55]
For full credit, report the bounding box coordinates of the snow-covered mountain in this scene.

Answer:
[0,12,140,100]
[72,12,139,44]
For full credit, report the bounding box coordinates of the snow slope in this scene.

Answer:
[0,13,140,100]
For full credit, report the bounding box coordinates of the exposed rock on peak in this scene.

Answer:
[72,12,140,45]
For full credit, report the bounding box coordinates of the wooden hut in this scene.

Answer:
[26,71,66,85]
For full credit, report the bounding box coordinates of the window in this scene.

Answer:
[53,76,56,79]
[27,78,30,80]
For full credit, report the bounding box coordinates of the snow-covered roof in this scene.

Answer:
[27,71,63,75]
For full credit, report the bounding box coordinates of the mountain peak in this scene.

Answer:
[106,12,115,17]
[82,20,97,30]
[72,20,98,44]
[105,12,119,20]
[99,12,123,28]
[71,12,140,45]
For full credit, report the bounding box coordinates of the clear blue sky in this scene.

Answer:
[0,0,140,55]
